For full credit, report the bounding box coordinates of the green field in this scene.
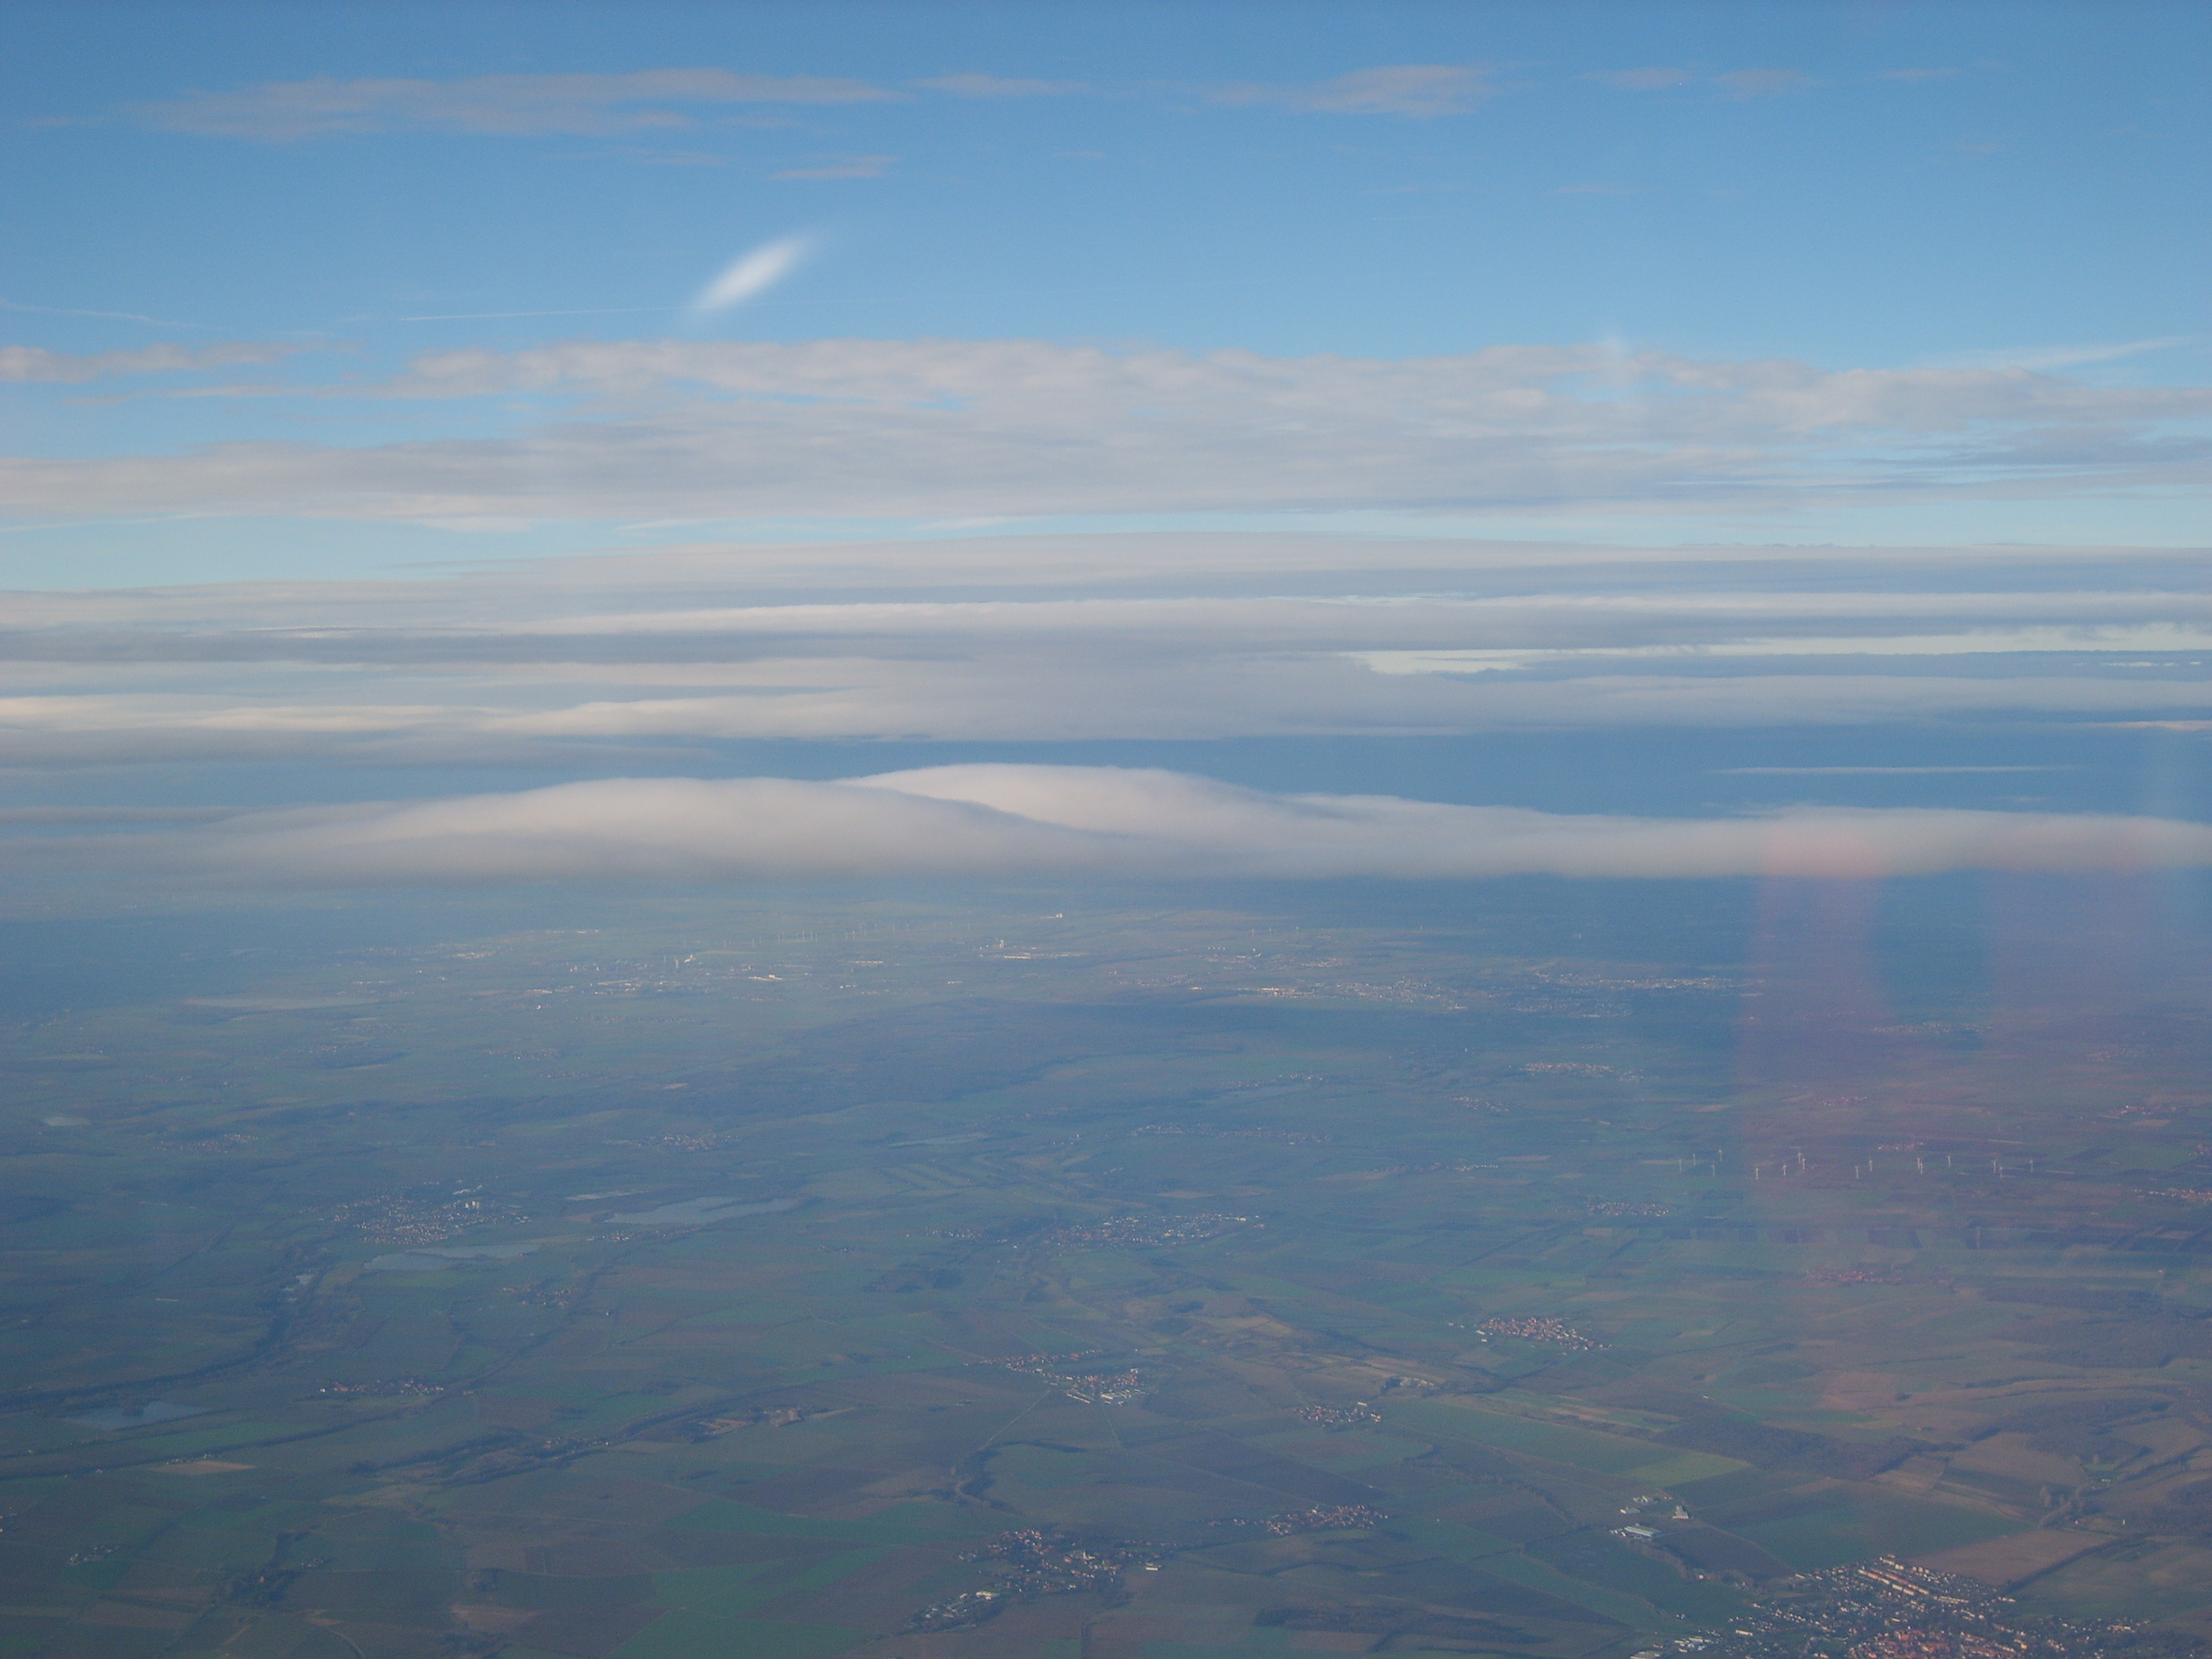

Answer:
[1393,1397,1752,1485]
[1732,1494,2025,1572]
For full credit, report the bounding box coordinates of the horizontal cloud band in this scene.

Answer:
[87,765,2212,884]
[7,337,2206,525]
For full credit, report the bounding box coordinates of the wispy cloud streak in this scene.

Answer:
[1212,66,1494,117]
[0,342,303,384]
[136,70,896,141]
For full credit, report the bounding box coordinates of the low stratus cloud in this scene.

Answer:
[99,766,2212,886]
[138,70,897,141]
[3,338,2204,525]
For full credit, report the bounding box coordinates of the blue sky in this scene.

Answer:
[4,3,2205,381]
[0,3,2207,886]
[4,1,2205,570]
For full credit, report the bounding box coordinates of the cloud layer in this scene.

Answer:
[4,337,2205,525]
[0,533,2203,761]
[88,765,2212,887]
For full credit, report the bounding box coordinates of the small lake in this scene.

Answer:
[606,1195,803,1226]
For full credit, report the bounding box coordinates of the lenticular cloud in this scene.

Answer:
[691,234,811,314]
[108,765,2212,886]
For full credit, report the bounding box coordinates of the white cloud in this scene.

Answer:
[0,342,302,384]
[690,235,812,312]
[79,766,2212,887]
[1212,66,1494,117]
[136,70,896,142]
